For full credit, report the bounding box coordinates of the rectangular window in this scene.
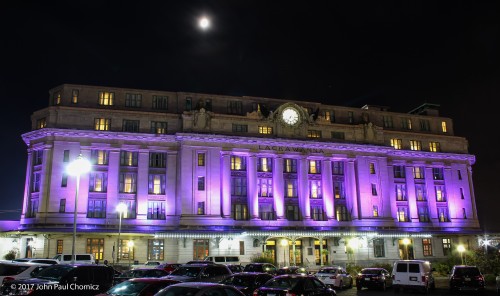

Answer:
[413,166,425,179]
[89,172,107,192]
[232,203,248,220]
[59,199,66,213]
[371,183,377,196]
[36,118,47,129]
[147,201,166,219]
[397,207,409,222]
[331,132,345,140]
[429,142,440,152]
[460,188,465,199]
[87,199,106,218]
[185,97,192,111]
[258,178,272,197]
[125,93,142,107]
[53,92,61,105]
[410,140,422,151]
[258,126,273,134]
[311,205,326,221]
[148,174,165,194]
[324,111,331,121]
[152,95,168,110]
[197,153,205,166]
[333,181,345,199]
[458,170,462,180]
[401,118,412,130]
[32,173,40,192]
[286,205,300,221]
[26,199,38,218]
[435,185,446,202]
[383,116,393,128]
[231,177,247,196]
[118,239,134,260]
[373,206,379,217]
[335,205,349,221]
[369,163,376,174]
[33,150,43,165]
[422,238,433,256]
[72,89,79,104]
[91,150,109,165]
[415,184,427,201]
[441,121,447,133]
[284,158,297,173]
[147,239,164,260]
[442,238,452,256]
[438,207,449,222]
[98,91,114,105]
[230,156,246,170]
[285,179,298,198]
[420,119,430,131]
[86,238,104,260]
[332,161,344,175]
[259,203,275,220]
[118,200,137,219]
[373,239,385,257]
[57,240,63,254]
[198,176,205,191]
[393,165,406,178]
[227,101,243,114]
[330,110,336,123]
[94,118,111,131]
[63,150,70,162]
[395,184,407,201]
[307,130,322,138]
[232,124,248,133]
[348,111,354,124]
[418,206,430,222]
[390,138,402,149]
[193,239,209,260]
[119,173,137,193]
[120,151,138,166]
[463,208,467,219]
[433,168,444,180]
[258,157,272,172]
[197,202,205,215]
[149,152,167,168]
[123,119,140,132]
[151,121,167,134]
[309,180,321,199]
[309,160,321,174]
[240,241,245,255]
[61,173,68,187]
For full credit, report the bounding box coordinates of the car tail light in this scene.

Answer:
[329,275,337,279]
[2,277,15,284]
[475,276,484,281]
[253,290,259,296]
[285,292,296,296]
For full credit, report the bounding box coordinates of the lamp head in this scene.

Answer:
[67,154,91,176]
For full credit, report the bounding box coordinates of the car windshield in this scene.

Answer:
[263,277,299,289]
[106,281,149,295]
[170,266,202,277]
[318,269,336,274]
[244,265,263,272]
[362,269,382,275]
[34,265,75,280]
[222,275,254,286]
[454,268,480,277]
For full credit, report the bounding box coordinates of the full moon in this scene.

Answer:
[199,17,210,30]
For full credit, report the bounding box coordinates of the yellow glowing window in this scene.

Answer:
[441,121,447,133]
[324,111,331,121]
[36,118,47,129]
[397,208,407,221]
[309,160,320,174]
[390,138,402,150]
[373,206,379,217]
[436,187,444,201]
[413,167,424,179]
[198,153,205,166]
[410,140,422,151]
[72,89,79,104]
[123,174,135,193]
[369,163,376,174]
[310,181,320,198]
[258,126,273,134]
[94,118,110,131]
[153,175,162,194]
[260,158,269,172]
[231,156,245,170]
[307,130,321,138]
[429,142,440,152]
[94,175,103,192]
[286,181,296,197]
[98,91,114,105]
[96,150,107,165]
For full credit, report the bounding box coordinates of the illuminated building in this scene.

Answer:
[15,84,480,265]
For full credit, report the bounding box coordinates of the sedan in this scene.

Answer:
[314,266,353,289]
[113,268,170,285]
[155,282,246,296]
[253,274,336,296]
[220,272,274,296]
[355,268,392,291]
[96,278,180,296]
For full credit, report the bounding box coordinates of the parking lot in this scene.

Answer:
[334,277,497,296]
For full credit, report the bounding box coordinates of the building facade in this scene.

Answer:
[10,84,482,267]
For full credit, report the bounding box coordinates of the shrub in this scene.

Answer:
[4,250,16,260]
[346,263,363,276]
[484,274,496,285]
[369,262,393,273]
[250,252,275,264]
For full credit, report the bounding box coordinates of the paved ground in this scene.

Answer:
[333,277,497,296]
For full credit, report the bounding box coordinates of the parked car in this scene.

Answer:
[1,264,114,295]
[220,272,274,296]
[392,260,435,294]
[52,253,95,264]
[12,258,59,265]
[314,266,353,289]
[155,282,246,296]
[185,260,217,265]
[204,256,241,265]
[277,266,308,275]
[96,277,180,296]
[449,265,485,294]
[243,263,277,275]
[131,261,162,269]
[355,267,392,291]
[0,261,50,286]
[253,274,336,296]
[113,268,170,285]
[164,263,232,283]
[157,263,182,274]
[226,264,244,273]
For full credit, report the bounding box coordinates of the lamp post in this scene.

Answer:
[348,238,360,264]
[66,154,91,264]
[127,240,134,268]
[116,203,127,265]
[281,239,288,267]
[457,245,466,265]
[402,238,411,260]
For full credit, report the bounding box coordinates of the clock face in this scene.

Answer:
[282,107,299,125]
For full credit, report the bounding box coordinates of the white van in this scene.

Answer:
[204,256,240,264]
[392,260,435,293]
[53,254,95,264]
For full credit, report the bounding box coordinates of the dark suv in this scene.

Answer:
[2,264,114,295]
[449,265,485,294]
[243,263,277,275]
[164,263,232,282]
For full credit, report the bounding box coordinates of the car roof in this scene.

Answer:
[1,261,50,267]
[274,274,315,279]
[129,278,181,283]
[169,282,229,288]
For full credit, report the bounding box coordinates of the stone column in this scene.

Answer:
[405,165,417,221]
[346,159,359,220]
[273,156,285,219]
[248,155,259,219]
[221,153,231,218]
[136,150,149,219]
[106,150,120,215]
[321,159,334,219]
[299,157,310,220]
[166,152,178,216]
[425,167,438,223]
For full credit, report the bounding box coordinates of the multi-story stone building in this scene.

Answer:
[13,84,481,266]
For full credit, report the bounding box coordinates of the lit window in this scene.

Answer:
[120,151,138,166]
[152,95,168,110]
[258,126,273,134]
[72,89,79,104]
[285,180,297,198]
[231,156,246,170]
[151,121,167,134]
[120,173,137,193]
[401,118,412,130]
[429,142,440,152]
[309,180,321,199]
[441,121,447,133]
[94,118,111,131]
[415,184,427,201]
[89,172,107,192]
[53,92,61,105]
[395,184,407,201]
[373,206,379,217]
[369,163,376,174]
[435,185,446,202]
[36,118,47,129]
[86,238,104,260]
[438,208,449,222]
[284,158,297,173]
[147,201,166,219]
[410,140,422,151]
[397,207,409,222]
[198,153,205,166]
[309,160,321,174]
[147,239,164,260]
[390,138,402,149]
[118,200,136,219]
[336,205,348,221]
[413,166,425,179]
[258,157,272,172]
[258,178,272,197]
[91,150,108,165]
[149,174,165,194]
[197,202,205,215]
[324,111,331,121]
[442,238,452,255]
[307,130,321,138]
[98,91,114,105]
[57,240,63,254]
[422,238,433,256]
[333,181,345,199]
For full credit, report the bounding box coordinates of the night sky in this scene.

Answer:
[1,1,499,232]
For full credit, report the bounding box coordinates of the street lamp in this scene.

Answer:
[457,245,466,265]
[116,203,127,265]
[66,153,91,264]
[348,238,360,264]
[281,239,288,267]
[402,238,411,260]
[127,240,134,268]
